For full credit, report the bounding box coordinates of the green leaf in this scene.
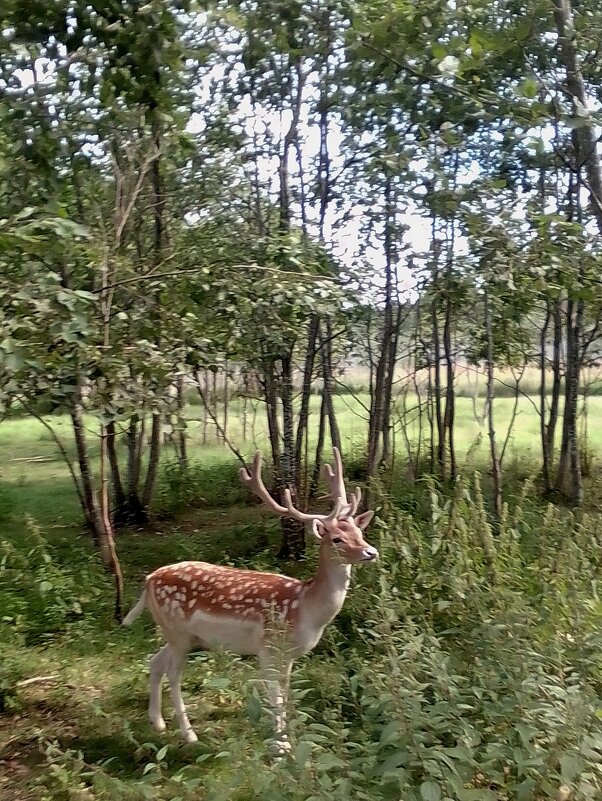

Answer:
[205,677,230,689]
[156,745,168,762]
[379,749,410,773]
[515,19,531,41]
[315,754,346,772]
[520,78,538,98]
[38,580,53,593]
[420,781,441,801]
[380,721,401,745]
[294,740,312,768]
[560,754,582,781]
[515,722,535,746]
[246,692,262,723]
[469,32,483,57]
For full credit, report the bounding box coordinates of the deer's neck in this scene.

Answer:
[302,549,351,630]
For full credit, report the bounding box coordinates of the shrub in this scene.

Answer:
[155,458,248,517]
[0,516,97,644]
[14,472,602,801]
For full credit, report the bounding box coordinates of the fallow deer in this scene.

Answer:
[123,448,377,751]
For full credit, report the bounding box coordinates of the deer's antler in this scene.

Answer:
[322,447,361,517]
[240,450,349,522]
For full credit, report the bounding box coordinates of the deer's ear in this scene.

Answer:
[354,510,374,530]
[312,519,325,542]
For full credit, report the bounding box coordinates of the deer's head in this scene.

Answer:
[239,448,378,565]
[311,511,377,564]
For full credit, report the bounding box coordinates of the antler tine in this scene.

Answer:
[347,486,362,517]
[239,451,289,516]
[322,446,348,505]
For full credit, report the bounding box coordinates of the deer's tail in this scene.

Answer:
[122,589,147,626]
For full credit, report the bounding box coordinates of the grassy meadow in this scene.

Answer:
[2,378,602,800]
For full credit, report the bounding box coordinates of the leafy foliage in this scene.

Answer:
[0,518,100,644]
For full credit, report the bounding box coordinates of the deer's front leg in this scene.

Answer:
[259,650,293,756]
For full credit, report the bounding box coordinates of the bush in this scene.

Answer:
[155,458,248,517]
[331,476,602,800]
[0,517,97,644]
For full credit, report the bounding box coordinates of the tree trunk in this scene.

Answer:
[71,395,103,542]
[295,315,319,469]
[367,176,395,483]
[381,304,403,465]
[95,244,125,621]
[569,302,584,503]
[176,375,187,470]
[555,300,583,502]
[279,351,305,560]
[202,371,209,445]
[431,253,445,477]
[540,305,551,492]
[547,0,598,503]
[141,413,162,514]
[485,290,502,519]
[251,399,258,448]
[263,359,282,479]
[111,412,147,526]
[309,391,327,502]
[541,301,562,493]
[242,393,248,442]
[106,420,126,517]
[547,303,563,461]
[320,319,342,453]
[99,420,125,623]
[366,313,376,402]
[126,414,141,505]
[553,0,602,233]
[212,370,219,442]
[222,363,229,446]
[442,221,456,480]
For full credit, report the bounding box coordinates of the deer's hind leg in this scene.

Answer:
[148,643,171,732]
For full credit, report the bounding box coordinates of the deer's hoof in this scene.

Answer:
[183,729,199,744]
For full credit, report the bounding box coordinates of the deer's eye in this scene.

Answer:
[332,537,343,544]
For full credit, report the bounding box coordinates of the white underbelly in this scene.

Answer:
[186,609,263,655]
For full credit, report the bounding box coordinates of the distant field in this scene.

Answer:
[0,390,596,528]
[189,363,602,401]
